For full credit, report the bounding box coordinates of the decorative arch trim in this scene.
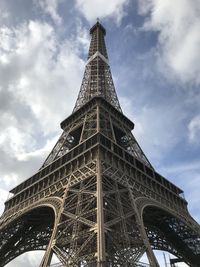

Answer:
[0,196,62,231]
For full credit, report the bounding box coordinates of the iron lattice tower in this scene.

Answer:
[0,22,200,267]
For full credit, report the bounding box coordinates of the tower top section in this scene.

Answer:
[90,21,106,36]
[88,21,107,59]
[73,21,122,113]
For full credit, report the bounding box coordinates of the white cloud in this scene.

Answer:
[139,0,200,85]
[75,21,90,53]
[0,5,10,24]
[121,93,200,225]
[0,20,84,131]
[34,0,62,25]
[0,19,86,266]
[140,250,188,266]
[0,133,58,189]
[188,114,200,143]
[75,0,129,24]
[0,126,35,157]
[6,251,44,267]
[16,134,59,162]
[0,188,9,214]
[0,19,86,204]
[5,251,60,267]
[163,159,200,175]
[120,96,187,164]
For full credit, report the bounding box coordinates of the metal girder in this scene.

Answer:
[73,22,122,113]
[0,21,200,267]
[143,207,200,267]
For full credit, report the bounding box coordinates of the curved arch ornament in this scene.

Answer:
[0,196,62,229]
[0,197,62,267]
[136,197,200,267]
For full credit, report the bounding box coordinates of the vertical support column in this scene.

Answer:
[128,186,160,267]
[96,149,106,266]
[97,25,99,94]
[140,224,160,267]
[39,234,54,267]
[39,186,70,267]
[97,104,100,133]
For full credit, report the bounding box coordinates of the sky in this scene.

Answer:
[0,0,200,266]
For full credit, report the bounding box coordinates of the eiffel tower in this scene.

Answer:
[0,21,200,267]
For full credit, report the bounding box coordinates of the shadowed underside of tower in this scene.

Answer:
[0,22,200,267]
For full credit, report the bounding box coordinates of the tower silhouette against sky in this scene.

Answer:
[0,22,200,267]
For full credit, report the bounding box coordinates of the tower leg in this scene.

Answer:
[39,224,57,267]
[39,188,69,267]
[138,221,160,267]
[127,186,160,267]
[145,244,160,267]
[39,248,54,267]
[138,219,159,267]
[97,153,106,265]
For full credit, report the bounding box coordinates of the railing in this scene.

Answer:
[49,261,150,267]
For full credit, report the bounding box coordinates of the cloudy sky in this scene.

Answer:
[0,0,200,266]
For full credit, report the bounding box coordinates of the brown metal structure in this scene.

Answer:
[0,22,200,267]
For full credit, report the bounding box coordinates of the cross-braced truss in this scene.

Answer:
[73,22,122,113]
[0,21,200,267]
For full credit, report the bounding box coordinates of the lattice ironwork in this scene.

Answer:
[49,261,150,267]
[73,22,122,113]
[0,21,200,267]
[144,207,200,266]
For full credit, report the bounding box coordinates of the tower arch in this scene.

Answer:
[0,197,62,267]
[0,21,199,267]
[139,201,200,267]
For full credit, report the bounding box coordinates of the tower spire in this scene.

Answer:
[73,21,122,113]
